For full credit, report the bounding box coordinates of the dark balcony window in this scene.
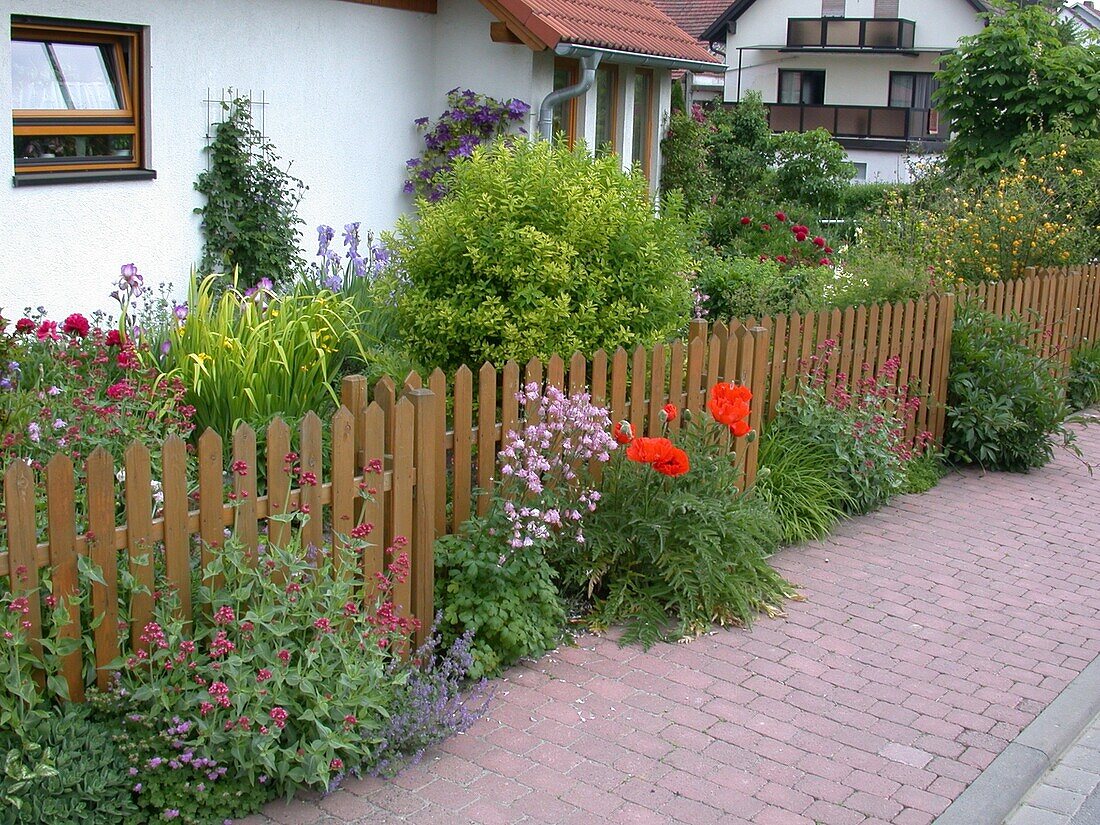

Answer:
[785,17,915,50]
[764,102,947,149]
[779,69,825,105]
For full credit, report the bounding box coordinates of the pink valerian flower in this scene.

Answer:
[208,681,231,708]
[209,630,235,658]
[277,649,291,664]
[329,758,344,772]
[213,605,235,626]
[256,668,273,683]
[313,617,334,634]
[269,707,289,729]
[140,621,169,650]
[230,460,249,476]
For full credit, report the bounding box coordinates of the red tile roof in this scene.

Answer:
[651,0,729,40]
[485,0,723,65]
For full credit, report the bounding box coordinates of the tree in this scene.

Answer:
[706,92,776,202]
[934,1,1100,170]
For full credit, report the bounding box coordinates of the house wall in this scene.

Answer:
[719,0,985,183]
[1,0,434,316]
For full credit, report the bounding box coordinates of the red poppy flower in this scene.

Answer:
[708,382,752,430]
[627,437,674,465]
[613,420,634,445]
[653,446,690,477]
[730,420,751,438]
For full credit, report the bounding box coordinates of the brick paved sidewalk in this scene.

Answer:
[249,421,1100,825]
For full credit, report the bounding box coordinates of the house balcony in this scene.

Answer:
[766,103,947,151]
[785,17,916,51]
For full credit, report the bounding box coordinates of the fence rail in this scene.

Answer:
[3,264,1099,701]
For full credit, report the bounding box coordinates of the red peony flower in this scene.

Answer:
[812,236,826,248]
[819,258,832,267]
[613,420,634,445]
[774,211,787,222]
[761,223,771,232]
[776,255,788,264]
[14,318,34,334]
[105,329,123,347]
[61,313,90,337]
[740,216,752,225]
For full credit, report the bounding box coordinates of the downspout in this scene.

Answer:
[537,51,601,145]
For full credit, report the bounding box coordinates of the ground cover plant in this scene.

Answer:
[558,386,796,646]
[1068,344,1100,412]
[392,139,694,372]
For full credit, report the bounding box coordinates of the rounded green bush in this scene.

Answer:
[391,139,694,371]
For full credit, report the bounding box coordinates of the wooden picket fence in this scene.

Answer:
[3,265,1099,702]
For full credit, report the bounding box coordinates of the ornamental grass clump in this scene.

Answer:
[152,272,375,436]
[434,383,616,677]
[558,386,797,648]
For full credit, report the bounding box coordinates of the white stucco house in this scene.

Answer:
[1062,0,1100,33]
[700,0,988,183]
[0,0,721,315]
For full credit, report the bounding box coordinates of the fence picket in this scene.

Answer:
[45,455,82,701]
[198,429,223,582]
[630,346,647,435]
[6,462,41,678]
[86,448,117,689]
[411,388,442,647]
[162,436,191,625]
[685,335,705,413]
[476,363,497,517]
[452,366,473,531]
[590,350,608,409]
[390,398,415,618]
[331,407,355,568]
[569,352,586,397]
[231,425,258,563]
[124,443,154,651]
[361,403,386,584]
[667,340,685,432]
[648,343,666,436]
[265,419,292,550]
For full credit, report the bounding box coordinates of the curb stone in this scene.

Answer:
[934,655,1100,825]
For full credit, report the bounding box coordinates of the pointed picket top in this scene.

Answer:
[568,352,586,395]
[403,371,422,392]
[524,356,542,386]
[429,367,446,389]
[373,374,396,402]
[454,364,473,385]
[547,354,565,389]
[479,360,497,386]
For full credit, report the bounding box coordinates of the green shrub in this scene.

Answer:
[945,305,1073,470]
[558,395,796,647]
[1068,344,1100,411]
[392,139,694,372]
[660,105,713,210]
[705,94,775,202]
[811,249,939,309]
[194,96,305,288]
[837,183,908,222]
[755,425,852,545]
[694,254,819,321]
[0,704,139,825]
[773,129,855,216]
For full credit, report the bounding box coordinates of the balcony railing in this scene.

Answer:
[786,17,916,50]
[767,103,945,147]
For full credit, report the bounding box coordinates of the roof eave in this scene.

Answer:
[554,41,727,72]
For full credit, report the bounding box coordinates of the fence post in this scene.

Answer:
[744,326,770,489]
[409,388,443,649]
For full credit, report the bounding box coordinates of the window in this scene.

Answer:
[821,0,846,17]
[851,162,868,182]
[594,64,619,156]
[874,0,900,17]
[11,19,144,177]
[779,70,825,105]
[889,72,936,109]
[552,58,579,148]
[631,69,653,179]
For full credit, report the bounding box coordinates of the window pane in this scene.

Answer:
[874,0,899,17]
[825,20,860,46]
[632,72,651,171]
[14,133,131,161]
[11,41,68,109]
[594,66,616,155]
[802,72,825,105]
[52,42,121,109]
[11,40,122,110]
[779,71,801,104]
[821,0,846,17]
[889,74,913,107]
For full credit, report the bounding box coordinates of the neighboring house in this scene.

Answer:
[701,0,988,183]
[1,0,720,315]
[652,0,728,101]
[1062,0,1100,32]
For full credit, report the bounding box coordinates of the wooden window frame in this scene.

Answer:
[553,57,579,149]
[632,68,654,181]
[12,19,144,176]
